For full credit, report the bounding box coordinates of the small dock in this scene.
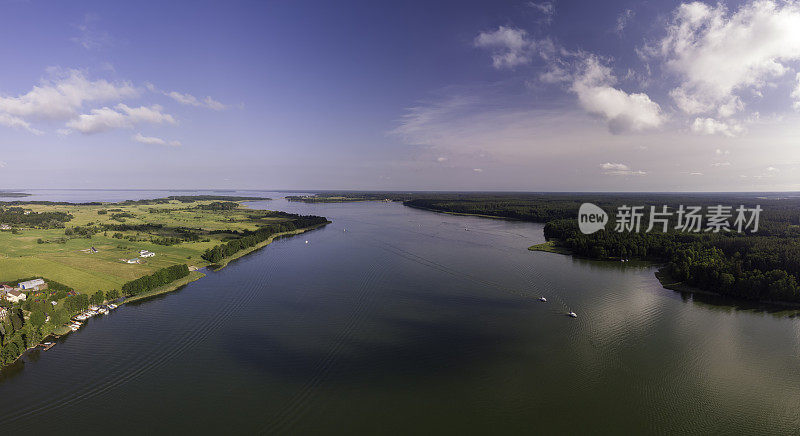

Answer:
[40,342,55,351]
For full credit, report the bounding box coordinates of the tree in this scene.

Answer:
[90,290,105,305]
[30,310,46,328]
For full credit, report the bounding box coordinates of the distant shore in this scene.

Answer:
[403,204,523,221]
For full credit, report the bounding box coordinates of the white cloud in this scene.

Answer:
[690,171,704,175]
[0,69,136,121]
[71,14,113,50]
[651,0,800,116]
[66,104,176,134]
[528,1,555,23]
[715,148,730,155]
[600,162,647,175]
[474,26,538,69]
[712,161,731,167]
[615,9,635,35]
[132,132,181,146]
[389,96,475,145]
[0,160,6,168]
[473,168,483,172]
[436,156,447,162]
[571,56,665,133]
[691,117,744,137]
[767,165,779,172]
[0,113,42,134]
[165,91,227,110]
[792,72,800,110]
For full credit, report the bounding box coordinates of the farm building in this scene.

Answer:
[18,278,46,290]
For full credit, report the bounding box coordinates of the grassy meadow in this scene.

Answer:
[0,199,289,293]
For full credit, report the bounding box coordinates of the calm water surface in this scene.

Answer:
[1,190,799,434]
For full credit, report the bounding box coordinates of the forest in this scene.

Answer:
[201,214,328,263]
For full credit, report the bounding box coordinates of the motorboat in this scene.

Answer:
[567,311,577,318]
[539,297,547,302]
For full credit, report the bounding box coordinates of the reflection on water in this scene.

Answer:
[0,191,799,434]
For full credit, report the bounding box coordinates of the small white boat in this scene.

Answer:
[98,308,109,314]
[539,297,547,302]
[567,311,577,318]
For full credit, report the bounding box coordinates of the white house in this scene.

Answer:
[0,224,10,230]
[18,278,45,290]
[139,250,155,258]
[4,289,26,303]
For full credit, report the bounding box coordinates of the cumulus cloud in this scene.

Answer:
[66,104,176,134]
[132,132,181,146]
[0,69,137,121]
[650,0,800,116]
[571,56,665,133]
[600,162,647,175]
[691,117,744,137]
[474,26,541,69]
[165,91,227,110]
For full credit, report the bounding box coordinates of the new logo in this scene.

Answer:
[578,203,608,234]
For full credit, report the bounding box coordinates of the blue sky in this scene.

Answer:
[2,0,800,191]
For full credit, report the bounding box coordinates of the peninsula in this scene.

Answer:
[0,196,328,368]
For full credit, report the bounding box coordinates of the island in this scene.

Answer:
[285,192,411,203]
[0,196,328,368]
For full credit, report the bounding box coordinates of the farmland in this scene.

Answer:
[0,197,325,294]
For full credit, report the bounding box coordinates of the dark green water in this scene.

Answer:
[1,192,799,434]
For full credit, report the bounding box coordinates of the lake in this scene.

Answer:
[1,190,799,434]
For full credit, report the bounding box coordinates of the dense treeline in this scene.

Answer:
[398,193,800,303]
[0,207,73,228]
[197,201,238,210]
[117,195,270,206]
[121,264,190,296]
[201,215,328,263]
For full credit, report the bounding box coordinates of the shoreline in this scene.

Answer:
[2,220,330,372]
[403,204,525,221]
[530,239,800,309]
[122,270,206,304]
[209,221,330,271]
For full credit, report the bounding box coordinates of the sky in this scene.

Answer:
[2,0,800,191]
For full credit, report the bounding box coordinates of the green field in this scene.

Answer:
[527,240,573,255]
[0,198,295,293]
